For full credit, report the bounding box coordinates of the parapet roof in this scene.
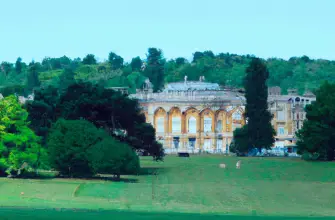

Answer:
[163,81,220,92]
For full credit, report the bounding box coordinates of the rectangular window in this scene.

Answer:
[188,138,196,148]
[277,111,285,121]
[204,139,211,151]
[173,137,180,149]
[277,127,285,136]
[216,139,223,151]
[204,117,212,132]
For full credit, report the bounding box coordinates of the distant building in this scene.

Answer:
[131,77,316,154]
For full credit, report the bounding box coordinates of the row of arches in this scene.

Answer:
[153,106,245,134]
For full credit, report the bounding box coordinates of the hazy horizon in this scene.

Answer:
[1,0,334,63]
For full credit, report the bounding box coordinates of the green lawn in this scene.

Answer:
[1,155,335,219]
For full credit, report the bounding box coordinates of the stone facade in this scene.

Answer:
[130,80,316,154]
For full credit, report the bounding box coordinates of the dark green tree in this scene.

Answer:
[175,57,187,66]
[296,81,335,161]
[58,67,75,92]
[15,57,23,74]
[26,86,59,145]
[235,58,275,153]
[231,125,249,156]
[82,54,97,65]
[203,50,215,58]
[47,119,107,177]
[130,56,143,71]
[144,48,165,92]
[108,52,124,70]
[47,119,140,178]
[192,52,204,63]
[88,136,140,179]
[55,82,164,160]
[26,61,41,93]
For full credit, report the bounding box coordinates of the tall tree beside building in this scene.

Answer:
[144,48,165,92]
[233,58,275,154]
[244,58,275,152]
[296,81,335,161]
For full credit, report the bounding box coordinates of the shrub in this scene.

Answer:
[47,119,106,177]
[48,119,140,178]
[88,137,140,178]
[301,151,320,161]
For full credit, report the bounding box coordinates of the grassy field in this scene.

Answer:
[1,155,335,219]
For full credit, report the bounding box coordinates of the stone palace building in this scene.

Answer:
[130,77,316,154]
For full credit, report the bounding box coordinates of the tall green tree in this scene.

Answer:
[15,57,22,74]
[296,81,335,161]
[234,58,275,153]
[175,57,187,66]
[82,54,97,65]
[26,86,59,145]
[144,48,165,92]
[108,52,124,70]
[58,67,75,92]
[192,51,204,63]
[26,61,41,93]
[130,56,143,71]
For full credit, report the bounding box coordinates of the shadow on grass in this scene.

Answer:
[0,207,331,220]
[137,167,169,176]
[1,174,138,183]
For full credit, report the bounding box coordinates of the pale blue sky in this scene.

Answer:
[1,0,334,63]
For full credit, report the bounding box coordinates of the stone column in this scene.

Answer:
[226,114,232,132]
[165,112,170,149]
[198,113,203,150]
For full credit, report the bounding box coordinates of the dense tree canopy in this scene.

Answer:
[0,95,46,176]
[25,81,164,161]
[296,81,335,161]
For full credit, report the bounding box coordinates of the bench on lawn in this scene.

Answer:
[178,152,190,157]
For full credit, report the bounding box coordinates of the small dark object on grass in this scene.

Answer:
[178,152,190,157]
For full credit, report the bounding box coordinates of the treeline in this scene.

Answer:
[1,49,335,96]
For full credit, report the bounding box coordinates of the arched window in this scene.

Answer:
[156,117,164,133]
[188,117,196,134]
[204,116,212,132]
[172,117,181,133]
[232,110,242,120]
